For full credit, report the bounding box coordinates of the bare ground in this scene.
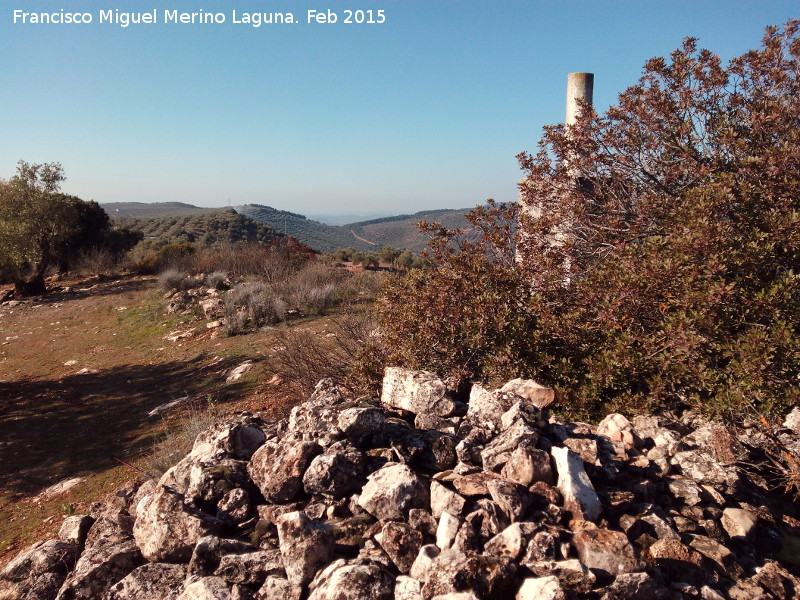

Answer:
[0,274,318,563]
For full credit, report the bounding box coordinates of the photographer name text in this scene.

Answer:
[11,8,386,27]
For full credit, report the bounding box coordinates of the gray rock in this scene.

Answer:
[0,539,78,581]
[133,484,220,563]
[572,528,638,577]
[499,379,555,409]
[214,549,283,584]
[249,437,322,503]
[481,421,540,472]
[516,576,565,600]
[486,478,531,522]
[452,472,503,497]
[276,511,334,587]
[551,447,601,521]
[382,367,457,417]
[687,534,744,579]
[484,522,538,559]
[21,572,66,600]
[501,446,553,486]
[338,407,386,439]
[598,572,671,600]
[430,481,467,519]
[671,450,740,493]
[667,476,703,506]
[308,559,394,600]
[107,563,186,600]
[358,464,430,520]
[526,559,596,594]
[303,440,366,499]
[55,536,144,600]
[176,577,230,600]
[58,515,94,549]
[254,576,302,600]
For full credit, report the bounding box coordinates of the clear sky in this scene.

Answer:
[1,1,797,215]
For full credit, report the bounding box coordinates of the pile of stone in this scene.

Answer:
[2,367,799,600]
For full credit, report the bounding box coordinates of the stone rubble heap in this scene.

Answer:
[2,367,800,600]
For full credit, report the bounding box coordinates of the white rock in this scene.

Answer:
[436,513,461,550]
[381,367,456,416]
[409,545,440,583]
[177,577,230,600]
[430,480,466,519]
[516,576,565,600]
[783,406,800,433]
[484,522,538,559]
[721,507,757,541]
[500,379,555,408]
[226,361,254,383]
[358,463,430,520]
[551,446,602,521]
[395,575,424,600]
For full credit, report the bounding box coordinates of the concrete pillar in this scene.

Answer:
[566,73,594,127]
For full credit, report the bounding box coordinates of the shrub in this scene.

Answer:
[379,22,800,421]
[283,262,345,315]
[223,281,286,335]
[158,269,202,292]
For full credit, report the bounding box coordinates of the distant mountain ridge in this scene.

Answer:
[237,204,473,253]
[102,201,474,253]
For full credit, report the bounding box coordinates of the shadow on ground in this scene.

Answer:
[0,354,257,497]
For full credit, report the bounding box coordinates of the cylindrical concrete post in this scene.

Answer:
[566,73,594,126]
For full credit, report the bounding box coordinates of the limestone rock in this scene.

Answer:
[0,539,79,582]
[572,528,638,577]
[598,572,671,600]
[481,421,540,472]
[430,480,467,519]
[133,485,219,563]
[647,538,704,585]
[721,507,757,542]
[176,577,230,600]
[58,516,94,549]
[501,446,553,486]
[358,463,430,520]
[276,511,334,587]
[307,559,394,600]
[466,384,518,433]
[551,447,602,521]
[55,536,143,600]
[303,440,366,499]
[395,575,424,600]
[422,548,517,600]
[107,563,186,600]
[486,478,531,522]
[214,549,283,585]
[249,438,322,503]
[382,367,456,417]
[255,576,302,600]
[338,407,386,439]
[499,379,555,409]
[375,521,423,574]
[516,576,565,600]
[484,522,538,559]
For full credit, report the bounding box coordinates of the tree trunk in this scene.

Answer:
[14,273,47,297]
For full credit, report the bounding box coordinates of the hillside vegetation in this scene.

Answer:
[116,209,283,250]
[101,202,221,219]
[237,204,472,253]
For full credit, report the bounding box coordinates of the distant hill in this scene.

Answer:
[237,204,473,253]
[116,208,283,249]
[101,202,220,219]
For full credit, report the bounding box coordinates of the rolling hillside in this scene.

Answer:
[101,202,221,219]
[116,209,283,249]
[237,204,473,253]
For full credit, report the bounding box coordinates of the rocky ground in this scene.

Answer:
[1,367,799,600]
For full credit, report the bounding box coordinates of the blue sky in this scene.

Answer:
[2,1,797,216]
